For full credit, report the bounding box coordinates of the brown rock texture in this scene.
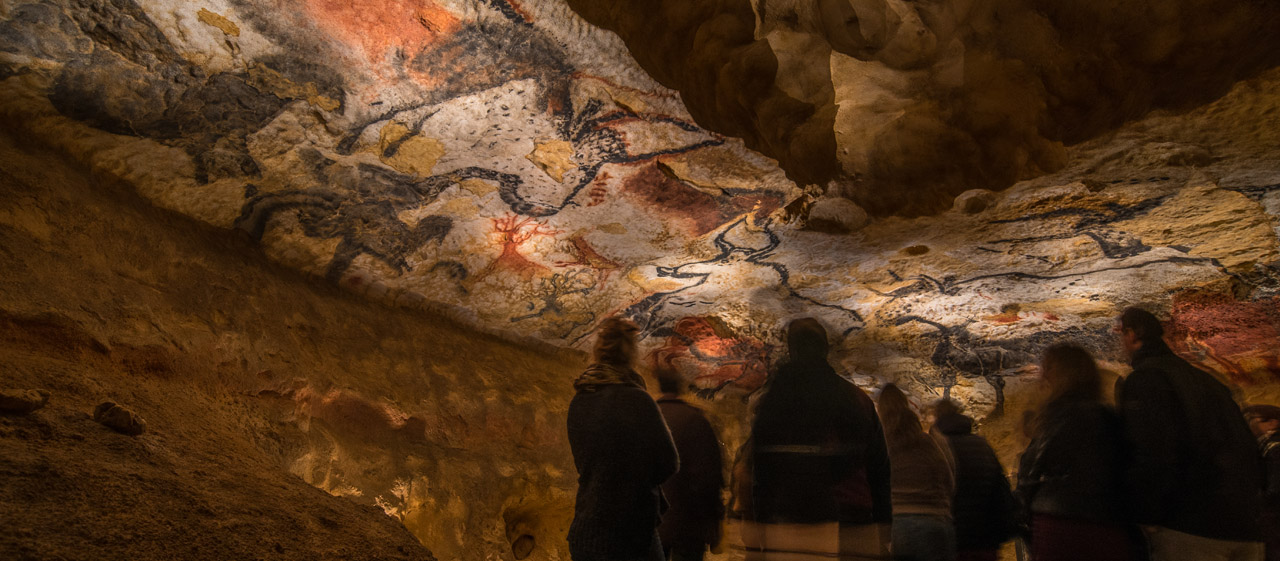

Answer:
[565,0,1280,215]
[92,401,147,435]
[1,3,1280,559]
[0,131,581,561]
[0,389,50,414]
[1,402,437,561]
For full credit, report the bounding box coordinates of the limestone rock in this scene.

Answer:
[565,0,1280,215]
[1115,183,1279,271]
[93,402,147,436]
[806,197,870,233]
[1125,142,1216,168]
[952,189,998,214]
[0,389,50,414]
[525,140,577,183]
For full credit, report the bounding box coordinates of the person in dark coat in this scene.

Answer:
[568,317,679,561]
[653,369,724,561]
[930,399,1016,561]
[1243,404,1280,561]
[740,317,892,560]
[1115,307,1264,561]
[1018,343,1135,561]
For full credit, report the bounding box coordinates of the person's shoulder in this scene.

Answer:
[581,384,653,403]
[1119,365,1173,397]
[605,383,652,396]
[1073,401,1121,430]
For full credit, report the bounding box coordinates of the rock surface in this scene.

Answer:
[0,0,1276,418]
[0,389,50,414]
[806,196,869,233]
[566,0,1280,215]
[92,401,147,436]
[1,403,438,561]
[0,133,577,561]
[0,3,1279,560]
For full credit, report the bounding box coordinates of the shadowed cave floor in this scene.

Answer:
[0,320,436,561]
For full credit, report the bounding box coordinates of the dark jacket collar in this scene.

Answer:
[1130,340,1175,367]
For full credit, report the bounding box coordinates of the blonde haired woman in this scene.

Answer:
[567,317,678,561]
[879,384,956,561]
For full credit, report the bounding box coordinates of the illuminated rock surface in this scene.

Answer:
[2,1,1280,560]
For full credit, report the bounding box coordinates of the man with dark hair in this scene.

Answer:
[654,368,724,561]
[1243,404,1280,561]
[1115,307,1264,561]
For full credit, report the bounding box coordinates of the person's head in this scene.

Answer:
[593,316,639,368]
[925,398,963,431]
[1040,343,1102,403]
[877,383,925,444]
[654,367,684,395]
[1117,307,1165,358]
[1244,404,1280,438]
[786,317,829,363]
[930,398,963,420]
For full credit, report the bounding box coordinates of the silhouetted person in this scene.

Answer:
[654,369,724,561]
[568,317,678,561]
[879,383,956,561]
[740,318,891,560]
[1115,307,1264,561]
[1017,343,1135,561]
[930,399,1017,561]
[1243,404,1280,561]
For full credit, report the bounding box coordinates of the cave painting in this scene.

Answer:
[3,0,1280,412]
[648,316,772,396]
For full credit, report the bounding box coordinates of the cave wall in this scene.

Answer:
[2,0,1280,426]
[0,128,583,560]
[565,0,1280,215]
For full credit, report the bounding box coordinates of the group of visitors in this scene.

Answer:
[565,308,1279,561]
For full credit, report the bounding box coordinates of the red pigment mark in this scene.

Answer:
[984,309,1059,325]
[293,387,430,444]
[649,317,772,393]
[304,0,459,66]
[555,231,621,285]
[1166,291,1280,385]
[621,165,728,236]
[477,214,556,280]
[986,311,1022,324]
[504,0,534,23]
[587,171,611,207]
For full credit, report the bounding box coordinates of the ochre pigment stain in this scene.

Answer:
[477,215,555,280]
[621,165,730,236]
[649,317,771,393]
[303,0,460,66]
[1168,290,1280,384]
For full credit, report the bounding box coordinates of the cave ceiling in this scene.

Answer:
[3,0,1280,411]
